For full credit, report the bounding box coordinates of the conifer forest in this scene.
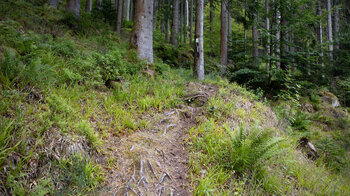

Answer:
[1,0,350,195]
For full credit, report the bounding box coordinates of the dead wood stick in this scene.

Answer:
[162,124,176,136]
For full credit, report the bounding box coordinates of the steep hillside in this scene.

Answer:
[0,1,349,195]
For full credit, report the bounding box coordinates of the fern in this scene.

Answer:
[222,126,284,175]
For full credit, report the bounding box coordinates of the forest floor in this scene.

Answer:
[99,82,217,196]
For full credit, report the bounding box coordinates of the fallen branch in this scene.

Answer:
[162,124,176,136]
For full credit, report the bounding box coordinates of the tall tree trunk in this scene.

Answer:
[317,1,324,63]
[66,0,80,17]
[125,0,130,21]
[166,17,170,42]
[116,0,124,36]
[194,0,204,80]
[153,0,157,29]
[130,0,154,63]
[85,0,92,12]
[228,8,232,64]
[189,0,193,45]
[327,0,333,58]
[184,0,187,44]
[265,0,270,72]
[276,4,281,69]
[48,0,58,9]
[180,1,183,43]
[280,10,289,70]
[252,0,259,67]
[333,0,340,50]
[171,0,180,46]
[210,0,214,32]
[220,0,228,68]
[244,0,247,54]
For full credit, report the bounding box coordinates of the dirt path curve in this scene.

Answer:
[100,82,218,196]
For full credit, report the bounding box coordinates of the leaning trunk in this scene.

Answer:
[194,0,204,80]
[130,0,154,63]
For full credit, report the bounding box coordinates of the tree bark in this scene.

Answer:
[327,0,333,58]
[166,17,170,42]
[220,0,228,68]
[252,0,259,68]
[265,0,270,72]
[125,0,131,21]
[210,0,214,32]
[333,0,340,50]
[48,0,58,9]
[130,0,154,64]
[189,0,193,45]
[116,0,124,36]
[184,0,187,44]
[228,7,232,64]
[171,0,180,46]
[194,0,204,80]
[317,1,324,63]
[66,0,80,17]
[85,0,92,12]
[276,4,281,69]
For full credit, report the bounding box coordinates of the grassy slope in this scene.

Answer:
[0,0,349,195]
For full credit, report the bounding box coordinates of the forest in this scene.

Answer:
[0,0,350,195]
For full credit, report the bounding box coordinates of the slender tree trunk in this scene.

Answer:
[244,0,247,54]
[194,0,204,80]
[171,0,180,46]
[290,29,295,73]
[85,0,92,12]
[180,1,183,43]
[210,0,214,32]
[228,8,232,64]
[130,0,154,63]
[125,0,130,21]
[276,4,281,69]
[49,0,58,9]
[153,0,157,29]
[116,0,124,36]
[166,17,170,42]
[265,0,270,72]
[190,0,193,45]
[184,0,187,44]
[327,0,333,58]
[220,0,228,68]
[317,1,324,63]
[333,0,340,50]
[252,0,259,67]
[280,11,289,70]
[66,0,80,17]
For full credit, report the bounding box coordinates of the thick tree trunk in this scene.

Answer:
[48,0,58,9]
[189,0,193,45]
[220,0,228,67]
[85,0,92,12]
[265,0,270,72]
[130,0,154,63]
[116,0,123,36]
[333,0,340,50]
[194,0,204,80]
[327,0,333,58]
[171,0,180,46]
[66,0,80,17]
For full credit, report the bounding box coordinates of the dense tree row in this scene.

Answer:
[48,0,350,88]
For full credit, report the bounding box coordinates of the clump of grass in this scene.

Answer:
[76,120,101,149]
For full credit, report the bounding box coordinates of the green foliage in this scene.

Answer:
[76,120,102,149]
[58,154,103,194]
[221,126,284,175]
[154,43,193,68]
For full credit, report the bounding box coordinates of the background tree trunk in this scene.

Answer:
[333,0,340,50]
[327,0,333,58]
[265,0,270,72]
[317,0,324,63]
[116,0,124,36]
[85,0,92,12]
[276,4,281,69]
[220,0,228,68]
[166,17,170,42]
[48,0,58,9]
[130,0,154,63]
[171,0,180,46]
[125,0,131,21]
[194,0,204,80]
[66,0,80,17]
[190,0,193,45]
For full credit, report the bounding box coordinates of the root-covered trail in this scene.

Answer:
[100,82,217,196]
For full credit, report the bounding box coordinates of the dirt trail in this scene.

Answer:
[100,82,217,196]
